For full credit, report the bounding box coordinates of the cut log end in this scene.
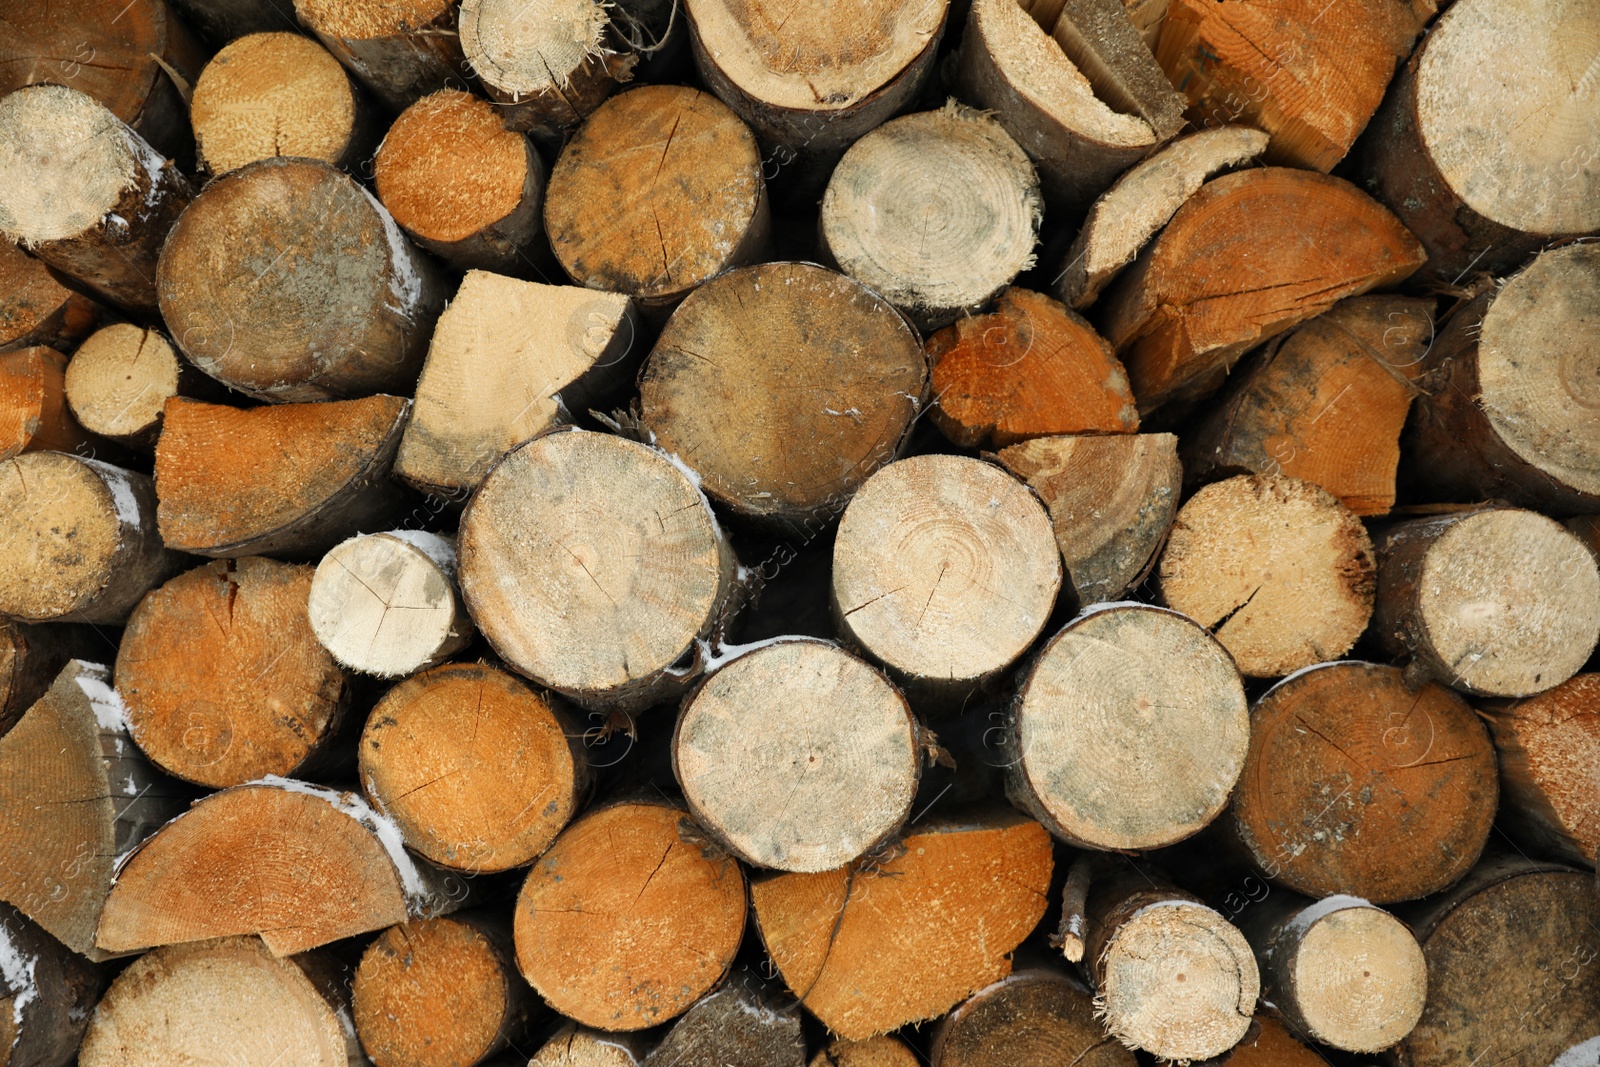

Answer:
[531,1024,648,1066]
[643,978,805,1067]
[931,968,1134,1067]
[63,324,182,446]
[0,345,90,458]
[1277,901,1427,1053]
[460,0,626,132]
[814,1036,921,1067]
[1482,673,1600,865]
[0,238,102,354]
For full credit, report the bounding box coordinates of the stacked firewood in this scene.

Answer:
[0,0,1596,1063]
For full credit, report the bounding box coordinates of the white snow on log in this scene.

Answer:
[1552,1036,1600,1067]
[80,457,145,527]
[72,664,128,732]
[695,634,812,673]
[0,920,37,1041]
[383,529,458,573]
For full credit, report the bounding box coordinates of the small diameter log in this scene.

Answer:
[531,1025,649,1066]
[458,429,737,712]
[1159,474,1377,677]
[0,86,191,314]
[375,90,547,275]
[353,913,535,1067]
[813,1037,921,1067]
[930,965,1134,1067]
[831,455,1061,708]
[956,0,1155,214]
[0,453,178,624]
[0,240,101,355]
[0,901,105,1067]
[637,262,926,528]
[154,395,411,558]
[192,32,378,178]
[1361,0,1600,281]
[158,157,447,402]
[1372,508,1600,698]
[1005,604,1249,850]
[115,557,350,788]
[1238,892,1426,1054]
[1184,295,1433,517]
[1480,673,1600,866]
[1057,125,1268,309]
[0,620,103,733]
[1228,662,1498,903]
[927,288,1138,449]
[63,324,187,448]
[360,662,590,873]
[0,346,91,459]
[513,800,747,1030]
[1099,167,1425,414]
[395,271,638,495]
[79,936,364,1067]
[1403,244,1600,514]
[751,810,1054,1041]
[1396,856,1600,1067]
[673,638,921,872]
[545,85,769,316]
[0,661,185,958]
[820,103,1041,331]
[642,976,805,1067]
[997,433,1180,604]
[96,779,459,957]
[294,0,464,114]
[308,531,473,678]
[1154,0,1430,171]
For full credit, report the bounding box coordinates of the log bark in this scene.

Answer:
[1098,167,1425,414]
[0,86,192,314]
[638,262,926,529]
[0,241,102,355]
[672,637,922,873]
[1157,473,1376,677]
[191,32,379,178]
[353,912,537,1067]
[167,0,302,42]
[996,432,1180,604]
[79,936,365,1067]
[360,661,591,873]
[1360,0,1600,282]
[642,975,805,1067]
[1371,508,1600,697]
[154,395,411,559]
[513,800,747,1031]
[545,84,769,318]
[458,429,738,712]
[1479,673,1600,866]
[0,453,179,624]
[157,157,448,402]
[0,660,187,959]
[394,271,639,495]
[375,89,549,275]
[62,324,194,448]
[1183,294,1433,517]
[115,557,351,788]
[96,779,461,957]
[1401,244,1600,515]
[929,965,1134,1067]
[0,901,104,1067]
[926,288,1138,448]
[831,455,1061,710]
[750,809,1054,1041]
[293,0,465,114]
[0,346,92,459]
[956,0,1157,215]
[1227,661,1498,903]
[1005,603,1249,850]
[531,1025,649,1066]
[819,103,1041,331]
[813,1037,921,1067]
[0,620,105,734]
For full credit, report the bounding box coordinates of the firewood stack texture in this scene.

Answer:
[0,0,1597,1063]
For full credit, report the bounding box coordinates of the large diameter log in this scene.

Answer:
[1480,673,1600,866]
[1372,508,1600,697]
[1099,167,1425,414]
[831,455,1061,708]
[294,0,464,113]
[79,936,364,1067]
[360,662,590,873]
[63,324,191,449]
[1005,604,1249,850]
[673,638,921,872]
[96,779,461,957]
[0,346,91,459]
[1395,856,1600,1067]
[997,433,1180,603]
[0,453,179,624]
[531,1025,648,1067]
[751,810,1053,1040]
[0,661,186,958]
[1361,0,1600,282]
[814,1037,921,1067]
[929,966,1134,1067]
[0,620,104,734]
[157,157,447,402]
[0,240,102,355]
[642,977,805,1067]
[820,103,1041,331]
[0,86,191,314]
[1228,662,1497,903]
[1402,244,1600,514]
[638,262,926,528]
[1158,474,1376,677]
[458,429,737,711]
[154,395,410,558]
[513,800,747,1031]
[115,557,350,788]
[0,901,106,1067]
[1184,295,1433,516]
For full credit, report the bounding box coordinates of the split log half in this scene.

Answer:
[1479,673,1600,866]
[294,0,465,114]
[930,966,1134,1067]
[0,346,91,459]
[0,240,102,355]
[642,976,806,1067]
[0,901,106,1067]
[63,325,187,448]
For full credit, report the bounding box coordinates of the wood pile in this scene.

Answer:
[0,0,1597,1063]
